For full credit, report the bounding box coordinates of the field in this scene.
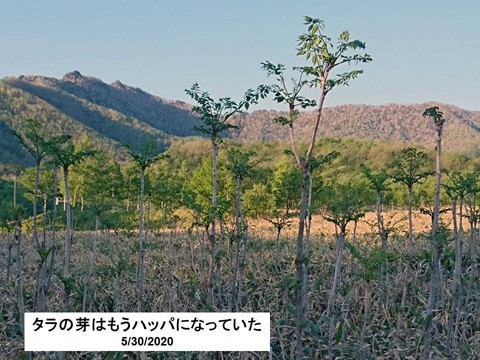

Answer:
[1,8,479,360]
[1,209,479,359]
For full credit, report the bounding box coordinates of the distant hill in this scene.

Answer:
[230,103,480,155]
[1,71,479,168]
[12,71,200,137]
[0,71,202,166]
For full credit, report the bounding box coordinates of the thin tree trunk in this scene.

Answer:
[35,197,49,312]
[423,125,443,360]
[446,197,462,357]
[470,217,478,286]
[294,83,327,360]
[230,177,242,311]
[83,214,100,312]
[136,168,145,312]
[217,219,224,307]
[407,185,414,252]
[45,170,59,305]
[207,139,218,307]
[275,226,282,263]
[33,163,45,312]
[327,229,346,360]
[305,171,314,259]
[377,191,387,250]
[42,197,47,247]
[399,186,415,328]
[15,214,24,335]
[62,168,72,309]
[6,231,14,283]
[33,159,40,249]
[13,172,17,207]
[236,178,249,311]
[294,172,309,360]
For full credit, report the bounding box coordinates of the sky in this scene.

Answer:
[0,1,479,110]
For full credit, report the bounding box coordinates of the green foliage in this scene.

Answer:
[360,164,390,193]
[185,83,269,140]
[443,170,478,200]
[346,243,397,282]
[148,162,184,225]
[270,157,302,214]
[11,118,65,164]
[243,183,276,218]
[47,135,96,173]
[78,154,124,215]
[261,61,316,117]
[296,16,372,93]
[185,156,233,226]
[423,106,445,127]
[391,147,432,188]
[0,179,31,221]
[224,143,259,180]
[20,165,56,203]
[123,140,166,171]
[320,181,370,231]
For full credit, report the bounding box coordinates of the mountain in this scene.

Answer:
[230,103,480,155]
[1,71,479,169]
[0,71,201,166]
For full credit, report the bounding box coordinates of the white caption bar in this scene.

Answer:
[25,312,270,352]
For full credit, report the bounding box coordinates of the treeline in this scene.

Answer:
[2,136,480,232]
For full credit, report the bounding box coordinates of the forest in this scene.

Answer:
[1,16,480,360]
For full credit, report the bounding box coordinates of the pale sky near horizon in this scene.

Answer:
[0,1,478,110]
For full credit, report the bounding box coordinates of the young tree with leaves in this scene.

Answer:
[263,16,372,359]
[421,106,446,359]
[185,83,268,307]
[7,163,24,207]
[47,136,95,308]
[124,140,165,312]
[391,147,431,251]
[305,151,338,256]
[224,144,260,310]
[360,164,390,250]
[443,171,475,356]
[321,182,368,359]
[12,119,67,312]
[11,120,60,249]
[78,155,120,311]
[391,147,431,329]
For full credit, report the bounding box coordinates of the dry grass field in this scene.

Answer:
[1,210,479,359]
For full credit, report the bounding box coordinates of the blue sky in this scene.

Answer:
[0,1,479,110]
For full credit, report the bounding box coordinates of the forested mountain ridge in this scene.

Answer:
[9,71,200,137]
[0,72,189,166]
[230,102,480,155]
[1,71,480,169]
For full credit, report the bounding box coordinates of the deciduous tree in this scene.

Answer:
[47,137,95,308]
[263,16,372,359]
[124,140,166,312]
[422,106,446,359]
[185,83,268,307]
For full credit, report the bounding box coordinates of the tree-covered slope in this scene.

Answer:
[0,79,173,167]
[9,71,200,137]
[2,71,480,170]
[230,103,480,155]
